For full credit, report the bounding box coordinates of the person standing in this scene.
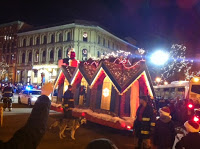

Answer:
[153,106,176,149]
[175,120,200,149]
[62,85,74,119]
[133,96,155,149]
[2,83,14,111]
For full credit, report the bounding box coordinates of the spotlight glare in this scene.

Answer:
[151,50,169,65]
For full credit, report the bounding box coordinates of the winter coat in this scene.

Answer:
[63,90,74,110]
[134,104,155,139]
[2,86,14,97]
[153,116,176,148]
[0,95,51,149]
[175,132,200,149]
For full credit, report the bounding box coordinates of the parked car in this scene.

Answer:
[18,89,41,106]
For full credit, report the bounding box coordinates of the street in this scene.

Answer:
[0,95,135,149]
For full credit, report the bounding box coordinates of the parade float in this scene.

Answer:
[51,50,155,130]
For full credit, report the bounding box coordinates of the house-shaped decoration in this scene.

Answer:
[52,58,155,130]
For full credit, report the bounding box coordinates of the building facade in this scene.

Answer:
[0,21,31,83]
[17,21,137,85]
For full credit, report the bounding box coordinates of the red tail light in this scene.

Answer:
[193,116,199,122]
[81,112,86,117]
[121,122,126,128]
[188,104,194,109]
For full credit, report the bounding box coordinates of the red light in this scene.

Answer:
[121,122,126,128]
[127,125,131,130]
[194,116,199,122]
[81,112,86,117]
[188,104,193,109]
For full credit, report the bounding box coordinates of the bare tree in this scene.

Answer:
[0,61,9,77]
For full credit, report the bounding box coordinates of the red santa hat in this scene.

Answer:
[159,107,171,117]
[184,120,200,133]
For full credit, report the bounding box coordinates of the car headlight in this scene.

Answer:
[32,97,37,101]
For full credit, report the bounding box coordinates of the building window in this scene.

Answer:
[7,43,10,53]
[22,53,25,63]
[98,36,100,44]
[35,51,39,62]
[23,38,26,47]
[30,37,33,46]
[66,48,70,58]
[50,50,54,62]
[3,44,6,53]
[11,42,15,53]
[82,49,88,61]
[83,32,88,42]
[97,51,101,58]
[108,40,110,48]
[43,36,47,44]
[36,37,40,45]
[50,34,55,43]
[103,38,105,46]
[10,55,13,64]
[67,32,71,41]
[42,51,46,63]
[11,54,15,60]
[58,49,62,60]
[6,55,9,64]
[34,70,38,78]
[28,52,32,63]
[59,33,63,42]
[113,43,114,49]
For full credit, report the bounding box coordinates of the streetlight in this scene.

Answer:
[155,77,161,85]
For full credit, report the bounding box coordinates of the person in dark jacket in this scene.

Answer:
[2,83,14,111]
[133,96,155,149]
[175,120,200,149]
[0,82,53,149]
[153,106,176,149]
[85,138,118,149]
[63,85,74,119]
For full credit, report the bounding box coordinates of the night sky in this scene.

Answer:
[1,0,200,54]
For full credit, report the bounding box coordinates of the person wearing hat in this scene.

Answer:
[133,96,155,149]
[175,120,200,149]
[85,138,118,149]
[153,106,176,149]
[62,85,74,119]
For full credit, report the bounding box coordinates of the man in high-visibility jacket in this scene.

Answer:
[2,83,14,111]
[133,96,155,149]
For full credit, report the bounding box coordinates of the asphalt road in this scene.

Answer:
[0,95,135,149]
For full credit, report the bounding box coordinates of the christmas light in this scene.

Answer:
[103,88,110,97]
[193,116,199,122]
[164,81,168,85]
[188,104,194,109]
